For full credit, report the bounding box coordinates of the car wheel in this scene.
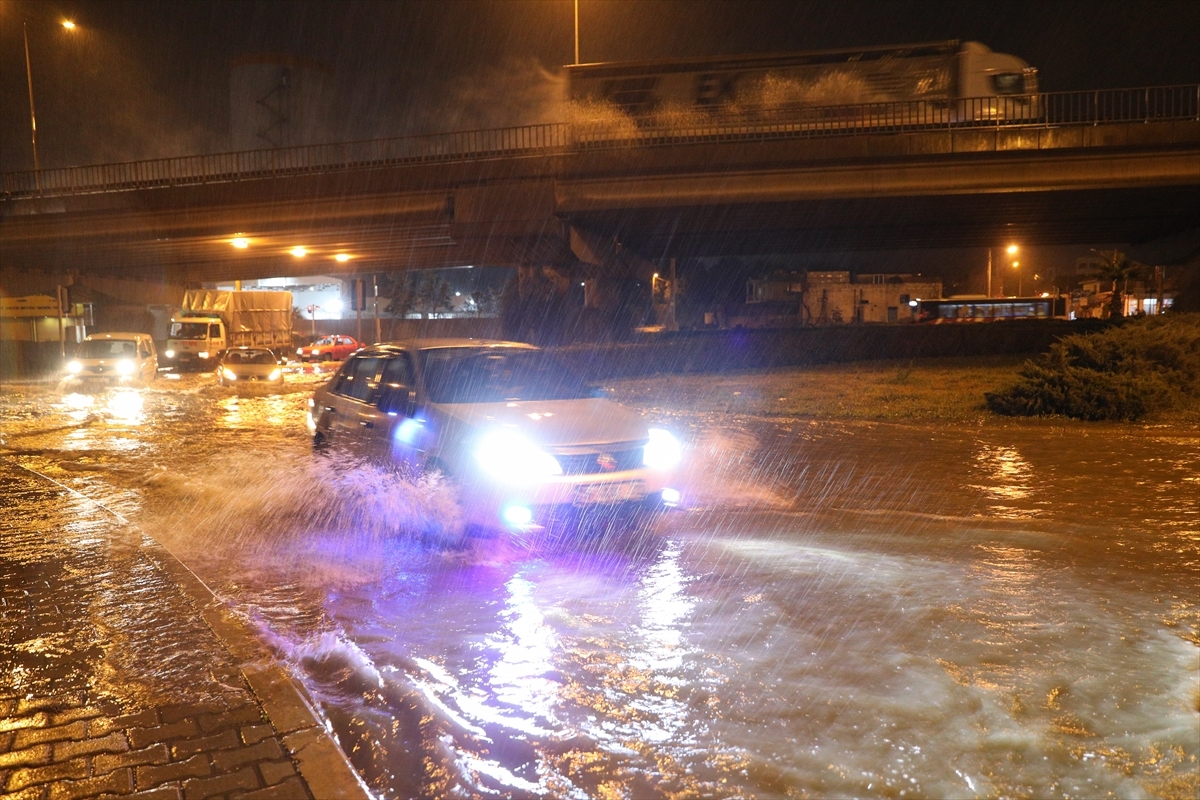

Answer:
[321,353,332,362]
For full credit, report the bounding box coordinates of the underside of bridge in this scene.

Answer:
[2,119,1198,340]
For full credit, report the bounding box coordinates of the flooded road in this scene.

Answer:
[2,372,1197,799]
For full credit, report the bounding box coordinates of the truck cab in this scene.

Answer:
[165,316,226,369]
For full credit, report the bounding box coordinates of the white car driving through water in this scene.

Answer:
[306,339,683,532]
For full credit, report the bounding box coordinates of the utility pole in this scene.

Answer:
[574,0,580,65]
[986,248,993,298]
[373,274,381,342]
[22,21,42,189]
[667,257,678,331]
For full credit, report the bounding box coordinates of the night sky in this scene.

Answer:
[2,0,1197,172]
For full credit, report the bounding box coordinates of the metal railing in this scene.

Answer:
[2,85,1196,200]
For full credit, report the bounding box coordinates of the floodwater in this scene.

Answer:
[1,371,1197,799]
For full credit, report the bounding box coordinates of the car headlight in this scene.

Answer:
[198,351,210,359]
[67,360,83,374]
[117,360,136,375]
[222,367,238,381]
[268,368,282,381]
[475,430,562,481]
[164,349,175,358]
[311,349,320,355]
[296,348,304,355]
[643,428,682,470]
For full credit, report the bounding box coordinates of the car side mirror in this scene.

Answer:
[378,386,415,416]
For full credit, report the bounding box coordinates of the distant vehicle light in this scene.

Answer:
[290,246,307,258]
[268,368,282,381]
[198,352,209,359]
[503,505,534,526]
[661,487,682,506]
[67,360,82,374]
[334,253,351,262]
[231,237,250,249]
[222,368,238,381]
[165,349,175,358]
[643,428,682,470]
[311,349,320,355]
[117,360,136,375]
[908,300,918,308]
[475,430,562,481]
[297,348,304,355]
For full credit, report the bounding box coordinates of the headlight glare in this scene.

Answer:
[475,430,562,481]
[117,359,135,375]
[67,360,82,374]
[222,368,238,381]
[198,351,210,359]
[165,349,175,358]
[643,428,682,470]
[268,368,282,381]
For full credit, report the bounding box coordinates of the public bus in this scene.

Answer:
[916,296,1068,323]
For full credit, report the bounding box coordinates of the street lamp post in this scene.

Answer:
[22,21,41,187]
[574,0,580,65]
[21,18,78,190]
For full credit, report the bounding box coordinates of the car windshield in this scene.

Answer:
[170,322,209,339]
[223,349,276,365]
[315,337,336,346]
[77,339,137,358]
[421,349,592,404]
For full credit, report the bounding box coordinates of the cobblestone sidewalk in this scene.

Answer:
[0,461,369,800]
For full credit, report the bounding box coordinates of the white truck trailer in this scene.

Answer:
[565,40,1039,124]
[164,290,292,370]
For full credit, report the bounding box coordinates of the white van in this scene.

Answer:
[66,332,159,386]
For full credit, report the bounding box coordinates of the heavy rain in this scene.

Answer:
[2,2,1199,799]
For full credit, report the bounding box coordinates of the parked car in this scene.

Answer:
[217,347,284,386]
[306,339,683,532]
[298,335,360,362]
[66,332,158,387]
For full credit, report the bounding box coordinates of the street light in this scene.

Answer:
[1012,260,1022,296]
[987,244,1019,297]
[21,17,79,189]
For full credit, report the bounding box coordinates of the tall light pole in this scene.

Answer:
[22,21,41,186]
[574,0,580,65]
[21,18,78,190]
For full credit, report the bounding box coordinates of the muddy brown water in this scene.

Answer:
[2,374,1197,799]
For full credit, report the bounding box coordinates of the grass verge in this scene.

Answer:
[609,355,1028,422]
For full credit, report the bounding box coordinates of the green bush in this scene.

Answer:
[985,314,1200,420]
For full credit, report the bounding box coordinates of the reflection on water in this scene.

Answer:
[2,378,1198,799]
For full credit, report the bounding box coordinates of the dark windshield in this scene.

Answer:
[222,349,277,365]
[170,321,209,339]
[77,339,137,358]
[421,349,592,404]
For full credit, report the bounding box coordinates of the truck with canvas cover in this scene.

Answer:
[165,290,292,369]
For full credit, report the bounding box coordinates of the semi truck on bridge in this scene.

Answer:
[565,40,1039,124]
[165,290,292,370]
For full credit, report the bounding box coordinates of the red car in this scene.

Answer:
[298,335,360,362]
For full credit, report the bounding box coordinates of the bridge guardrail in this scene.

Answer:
[3,85,1196,200]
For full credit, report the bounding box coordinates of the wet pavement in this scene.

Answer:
[0,456,368,799]
[1,369,1198,799]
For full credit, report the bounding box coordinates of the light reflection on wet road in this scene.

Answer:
[1,372,1197,799]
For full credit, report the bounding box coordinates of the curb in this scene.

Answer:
[5,460,373,800]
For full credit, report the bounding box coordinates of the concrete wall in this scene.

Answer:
[298,316,503,344]
[554,319,1109,380]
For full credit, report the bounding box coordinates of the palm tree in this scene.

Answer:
[1090,249,1142,319]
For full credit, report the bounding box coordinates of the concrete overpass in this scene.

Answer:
[2,85,1198,286]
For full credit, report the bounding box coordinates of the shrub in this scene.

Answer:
[985,314,1200,421]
